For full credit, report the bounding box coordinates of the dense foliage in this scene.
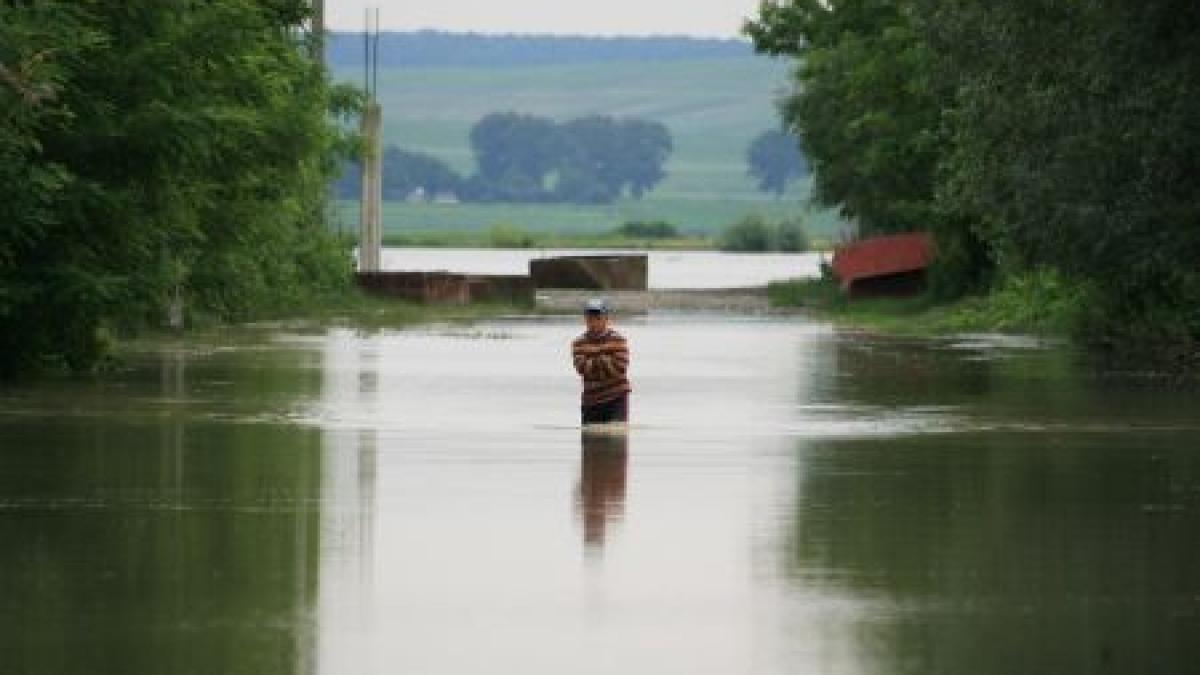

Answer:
[0,1,359,376]
[746,129,809,196]
[747,0,1200,359]
[924,0,1200,356]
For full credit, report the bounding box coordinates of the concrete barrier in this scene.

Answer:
[529,255,648,290]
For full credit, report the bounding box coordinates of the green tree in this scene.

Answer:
[745,0,948,233]
[746,0,993,296]
[469,112,559,189]
[556,115,625,203]
[618,118,673,199]
[555,115,672,204]
[460,112,672,205]
[746,129,808,197]
[920,0,1200,351]
[0,1,358,376]
[748,0,1200,358]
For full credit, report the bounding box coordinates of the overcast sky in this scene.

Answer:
[326,1,763,38]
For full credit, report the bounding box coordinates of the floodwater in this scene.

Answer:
[2,313,1198,674]
[379,247,822,288]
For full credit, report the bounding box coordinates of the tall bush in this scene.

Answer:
[719,216,808,253]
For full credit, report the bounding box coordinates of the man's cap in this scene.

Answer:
[583,298,609,315]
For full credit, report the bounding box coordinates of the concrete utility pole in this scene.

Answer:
[358,8,383,273]
[359,101,383,272]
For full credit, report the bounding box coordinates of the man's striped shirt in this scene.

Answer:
[571,329,631,407]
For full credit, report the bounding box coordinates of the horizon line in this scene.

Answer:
[324,27,752,42]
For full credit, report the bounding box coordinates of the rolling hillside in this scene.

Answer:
[328,33,835,237]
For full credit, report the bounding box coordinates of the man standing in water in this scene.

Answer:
[572,299,631,425]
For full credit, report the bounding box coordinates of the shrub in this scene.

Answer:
[775,219,809,252]
[719,215,772,251]
[718,215,809,252]
[615,220,679,239]
[486,224,537,248]
[937,268,1093,335]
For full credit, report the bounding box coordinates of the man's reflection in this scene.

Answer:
[576,430,629,550]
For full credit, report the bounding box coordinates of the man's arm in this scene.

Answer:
[572,340,593,376]
[587,338,629,379]
[573,336,629,379]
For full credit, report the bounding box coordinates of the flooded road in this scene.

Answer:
[1,314,1198,674]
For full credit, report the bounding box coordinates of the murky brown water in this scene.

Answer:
[1,314,1198,674]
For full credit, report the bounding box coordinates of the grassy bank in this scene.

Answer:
[768,270,1089,337]
[381,228,715,250]
[299,288,536,328]
[331,198,841,242]
[130,289,531,350]
[355,221,836,252]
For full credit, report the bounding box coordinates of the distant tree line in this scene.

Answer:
[338,112,673,205]
[747,0,1200,360]
[1,1,357,376]
[326,31,753,70]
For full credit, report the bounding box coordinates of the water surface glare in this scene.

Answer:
[1,314,1197,675]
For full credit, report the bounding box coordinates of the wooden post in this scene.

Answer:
[359,101,383,272]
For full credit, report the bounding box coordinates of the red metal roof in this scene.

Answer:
[831,233,934,290]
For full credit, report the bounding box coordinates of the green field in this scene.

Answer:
[332,55,840,239]
[330,189,839,239]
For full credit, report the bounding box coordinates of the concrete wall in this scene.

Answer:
[357,254,648,306]
[466,275,537,305]
[529,255,649,291]
[357,272,535,305]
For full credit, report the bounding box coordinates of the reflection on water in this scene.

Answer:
[1,314,1198,674]
[577,431,629,550]
[0,346,323,675]
[775,335,1200,674]
[787,432,1200,674]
